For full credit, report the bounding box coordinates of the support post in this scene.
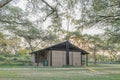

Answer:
[36,52,39,66]
[81,52,82,66]
[50,48,52,66]
[66,41,69,65]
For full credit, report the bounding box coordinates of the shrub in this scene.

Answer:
[0,55,6,61]
[18,49,29,55]
[3,58,11,64]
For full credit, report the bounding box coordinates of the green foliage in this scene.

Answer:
[0,4,23,27]
[81,0,120,43]
[0,32,4,39]
[18,49,29,55]
[0,54,31,66]
[0,55,6,61]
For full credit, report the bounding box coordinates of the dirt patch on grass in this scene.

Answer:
[103,70,120,74]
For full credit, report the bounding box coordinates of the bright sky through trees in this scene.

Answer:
[14,0,104,35]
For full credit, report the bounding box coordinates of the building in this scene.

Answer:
[30,41,89,67]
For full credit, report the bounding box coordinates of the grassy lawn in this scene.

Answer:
[0,64,120,80]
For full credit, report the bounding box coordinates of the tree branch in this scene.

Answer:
[0,19,31,25]
[0,0,12,8]
[33,40,42,49]
[41,0,58,21]
[99,14,120,18]
[41,0,54,10]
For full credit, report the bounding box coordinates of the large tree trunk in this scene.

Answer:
[0,0,12,8]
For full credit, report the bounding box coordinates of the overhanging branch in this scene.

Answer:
[0,0,12,8]
[41,0,58,21]
[0,19,26,25]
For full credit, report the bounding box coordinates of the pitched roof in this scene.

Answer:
[31,41,89,54]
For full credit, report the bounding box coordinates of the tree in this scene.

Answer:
[80,0,120,24]
[1,0,119,60]
[0,1,61,52]
[87,35,103,65]
[0,0,12,8]
[6,36,21,55]
[80,0,120,43]
[0,4,27,30]
[67,30,88,49]
[8,25,46,52]
[0,32,7,53]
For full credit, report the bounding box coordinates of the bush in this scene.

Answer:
[115,61,120,64]
[0,56,6,61]
[0,53,31,66]
[13,57,18,61]
[3,58,11,64]
[18,49,29,55]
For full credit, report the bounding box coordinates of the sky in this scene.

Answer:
[12,0,27,10]
[83,28,104,35]
[13,0,104,35]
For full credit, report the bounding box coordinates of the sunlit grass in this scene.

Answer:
[0,64,120,80]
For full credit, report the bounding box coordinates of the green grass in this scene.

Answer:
[0,64,120,80]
